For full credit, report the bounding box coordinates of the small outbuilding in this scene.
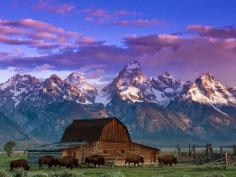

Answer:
[28,117,160,166]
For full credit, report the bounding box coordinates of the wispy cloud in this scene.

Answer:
[0,18,97,52]
[111,18,164,27]
[188,25,236,39]
[80,8,160,27]
[81,8,141,19]
[1,22,236,85]
[33,0,75,14]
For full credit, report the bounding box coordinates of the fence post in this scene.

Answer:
[192,144,196,160]
[188,144,191,156]
[177,145,181,160]
[220,146,223,158]
[225,152,229,166]
[209,144,213,160]
[233,145,236,155]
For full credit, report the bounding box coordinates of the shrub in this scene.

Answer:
[49,170,85,177]
[0,170,8,177]
[100,171,126,177]
[30,172,49,177]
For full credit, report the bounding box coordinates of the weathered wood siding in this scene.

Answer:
[99,119,131,143]
[62,141,158,165]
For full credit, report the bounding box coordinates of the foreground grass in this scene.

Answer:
[0,153,26,167]
[0,153,235,177]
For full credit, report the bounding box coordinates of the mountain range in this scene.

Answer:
[0,61,236,147]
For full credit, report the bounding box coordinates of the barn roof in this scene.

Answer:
[61,117,121,142]
[27,141,86,152]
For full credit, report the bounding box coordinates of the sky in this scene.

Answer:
[0,0,236,86]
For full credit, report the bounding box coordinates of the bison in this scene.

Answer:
[57,156,78,170]
[39,155,58,170]
[10,159,30,171]
[158,155,178,166]
[85,155,105,167]
[125,155,144,166]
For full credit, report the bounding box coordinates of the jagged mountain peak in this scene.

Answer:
[114,60,147,87]
[125,60,141,70]
[65,72,96,92]
[184,72,236,105]
[66,72,84,80]
[152,72,183,91]
[47,74,63,81]
[0,74,39,90]
[197,72,216,84]
[9,73,35,81]
[43,74,65,89]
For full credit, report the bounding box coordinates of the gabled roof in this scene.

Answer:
[61,117,120,142]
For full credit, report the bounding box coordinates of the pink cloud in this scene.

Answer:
[81,8,110,18]
[0,18,97,51]
[33,1,75,14]
[1,24,236,86]
[111,18,164,27]
[188,25,236,39]
[81,8,147,25]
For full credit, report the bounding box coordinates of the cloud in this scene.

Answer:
[110,18,164,27]
[81,8,140,19]
[33,0,75,14]
[0,18,97,52]
[80,8,160,27]
[1,23,236,86]
[188,25,236,39]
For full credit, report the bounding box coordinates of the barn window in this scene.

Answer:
[121,150,125,153]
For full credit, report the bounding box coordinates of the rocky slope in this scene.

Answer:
[0,112,30,144]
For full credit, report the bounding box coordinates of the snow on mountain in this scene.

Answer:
[65,72,97,103]
[0,74,41,106]
[101,61,181,104]
[41,74,94,104]
[95,89,111,105]
[102,61,153,103]
[0,73,96,107]
[184,73,236,105]
[0,62,235,108]
[152,72,185,99]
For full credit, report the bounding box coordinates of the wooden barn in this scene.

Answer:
[27,117,160,166]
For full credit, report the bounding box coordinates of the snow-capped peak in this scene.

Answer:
[0,74,41,106]
[0,74,40,90]
[101,61,149,103]
[65,72,96,92]
[125,60,141,70]
[102,61,178,104]
[185,73,236,105]
[152,72,183,91]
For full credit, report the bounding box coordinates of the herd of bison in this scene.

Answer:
[9,154,177,171]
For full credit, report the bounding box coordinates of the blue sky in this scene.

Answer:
[0,0,236,86]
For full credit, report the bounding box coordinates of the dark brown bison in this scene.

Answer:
[158,155,178,166]
[125,155,144,166]
[10,159,30,171]
[39,155,58,170]
[57,156,78,170]
[85,155,105,167]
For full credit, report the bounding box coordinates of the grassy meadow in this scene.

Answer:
[0,152,235,177]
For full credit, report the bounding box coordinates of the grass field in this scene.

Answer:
[0,153,235,177]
